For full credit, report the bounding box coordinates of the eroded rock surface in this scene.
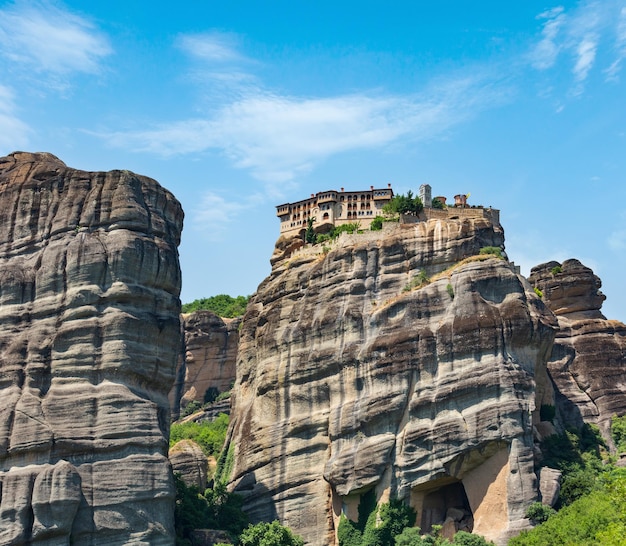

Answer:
[0,152,183,545]
[170,311,240,417]
[170,439,208,490]
[530,259,626,442]
[227,218,557,545]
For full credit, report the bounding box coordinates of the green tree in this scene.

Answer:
[395,527,426,545]
[452,532,494,546]
[239,521,305,546]
[370,216,384,231]
[611,414,626,453]
[431,198,445,210]
[181,294,250,317]
[170,413,229,458]
[305,216,317,244]
[383,191,423,216]
[524,502,555,525]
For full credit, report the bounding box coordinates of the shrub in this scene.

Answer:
[371,216,384,231]
[550,265,562,275]
[182,294,250,317]
[432,198,445,210]
[533,287,543,299]
[382,191,424,216]
[170,413,229,458]
[446,283,454,299]
[478,246,502,258]
[611,414,626,453]
[305,217,317,244]
[173,474,248,544]
[239,521,304,546]
[452,531,494,545]
[525,502,556,524]
[509,472,626,545]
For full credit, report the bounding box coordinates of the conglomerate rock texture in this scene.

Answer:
[227,218,557,545]
[530,259,626,442]
[0,152,183,545]
[169,311,240,418]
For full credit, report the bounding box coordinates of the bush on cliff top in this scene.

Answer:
[170,413,229,458]
[182,294,250,317]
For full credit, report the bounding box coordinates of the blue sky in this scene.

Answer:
[1,0,625,322]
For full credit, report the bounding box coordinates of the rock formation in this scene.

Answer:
[170,311,240,418]
[0,152,183,545]
[226,217,557,545]
[530,259,626,443]
[170,439,209,490]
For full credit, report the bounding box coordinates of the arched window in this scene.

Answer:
[323,212,329,220]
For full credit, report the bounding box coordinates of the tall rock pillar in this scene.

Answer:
[0,152,184,545]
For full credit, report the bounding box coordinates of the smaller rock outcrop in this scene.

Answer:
[530,259,626,443]
[170,439,209,490]
[170,311,240,417]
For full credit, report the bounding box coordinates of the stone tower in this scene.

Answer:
[419,183,432,208]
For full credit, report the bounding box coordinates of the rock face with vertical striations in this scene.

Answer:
[169,311,240,418]
[0,152,183,545]
[529,259,626,443]
[226,216,558,546]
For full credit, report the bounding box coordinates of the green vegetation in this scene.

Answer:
[394,526,494,546]
[182,294,250,317]
[170,413,229,459]
[446,283,454,299]
[305,216,317,244]
[338,493,415,546]
[371,216,384,231]
[533,287,543,299]
[478,246,503,258]
[611,414,626,453]
[237,521,305,546]
[509,468,626,546]
[432,198,445,210]
[550,265,562,275]
[336,491,493,546]
[509,423,626,545]
[382,191,424,216]
[403,270,430,292]
[174,475,248,546]
[540,423,606,507]
[316,222,361,243]
[524,502,556,525]
[214,443,235,486]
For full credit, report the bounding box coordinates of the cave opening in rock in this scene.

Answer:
[419,480,473,536]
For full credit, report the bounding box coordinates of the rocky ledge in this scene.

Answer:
[0,152,183,545]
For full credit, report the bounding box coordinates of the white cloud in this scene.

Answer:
[0,85,30,151]
[530,1,626,90]
[605,6,626,79]
[531,7,566,70]
[177,32,248,64]
[192,191,263,241]
[573,36,598,81]
[100,75,506,186]
[0,1,112,74]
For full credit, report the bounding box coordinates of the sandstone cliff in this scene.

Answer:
[0,152,183,545]
[170,311,240,418]
[530,259,626,443]
[227,218,557,545]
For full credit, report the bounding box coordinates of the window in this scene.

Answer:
[323,212,329,220]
